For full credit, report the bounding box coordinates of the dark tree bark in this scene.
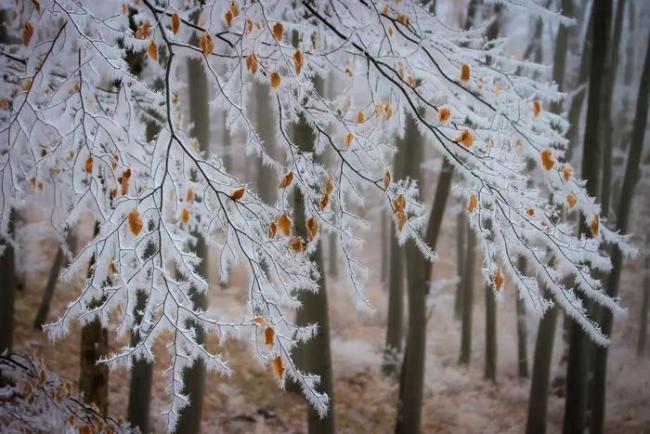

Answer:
[638,254,650,357]
[79,316,109,414]
[78,221,109,415]
[565,7,594,162]
[590,25,650,434]
[127,291,153,434]
[458,226,476,366]
[563,1,613,433]
[0,209,16,354]
[175,42,211,434]
[454,212,466,320]
[526,302,559,434]
[525,2,572,426]
[382,125,407,377]
[290,74,335,434]
[395,119,453,434]
[484,284,497,383]
[516,257,530,379]
[254,80,277,205]
[0,12,16,358]
[33,230,77,329]
[599,0,626,220]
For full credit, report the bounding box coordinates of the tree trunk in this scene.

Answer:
[127,291,153,434]
[79,316,109,414]
[0,209,16,354]
[293,190,335,434]
[395,116,454,434]
[563,1,612,433]
[599,0,626,220]
[254,80,277,205]
[454,212,466,320]
[175,42,211,434]
[516,258,529,379]
[382,121,408,377]
[590,24,650,434]
[34,247,64,330]
[78,221,109,415]
[565,7,594,162]
[638,254,650,357]
[526,303,559,434]
[33,230,77,329]
[459,226,476,366]
[485,284,497,383]
[290,74,335,434]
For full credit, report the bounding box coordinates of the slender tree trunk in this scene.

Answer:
[516,258,529,379]
[79,317,109,414]
[599,0,626,220]
[175,42,211,434]
[127,291,153,434]
[382,124,408,377]
[565,8,594,162]
[638,254,650,357]
[454,212,466,320]
[564,1,612,433]
[33,230,77,329]
[78,221,109,415]
[484,284,497,383]
[293,188,335,434]
[0,12,16,357]
[0,209,16,354]
[254,80,277,205]
[590,25,650,434]
[459,226,476,366]
[127,245,157,434]
[395,120,453,434]
[290,74,335,434]
[526,302,559,434]
[34,247,64,330]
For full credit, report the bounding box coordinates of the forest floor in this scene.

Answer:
[11,207,650,434]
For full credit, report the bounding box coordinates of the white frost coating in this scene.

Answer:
[0,0,632,430]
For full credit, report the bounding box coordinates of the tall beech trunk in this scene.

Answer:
[175,46,211,434]
[128,238,157,434]
[293,186,335,434]
[395,119,453,434]
[0,209,16,354]
[33,230,77,329]
[254,80,277,205]
[382,124,408,377]
[516,258,529,378]
[459,226,476,366]
[563,1,612,432]
[638,254,650,357]
[454,212,466,319]
[484,284,497,383]
[565,8,594,162]
[78,221,109,414]
[290,74,335,434]
[590,26,650,434]
[79,316,109,414]
[127,291,153,434]
[599,0,626,220]
[526,5,572,427]
[526,301,559,434]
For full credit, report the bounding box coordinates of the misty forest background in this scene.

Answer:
[1,0,650,433]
